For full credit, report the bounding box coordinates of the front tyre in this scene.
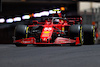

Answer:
[69,25,83,46]
[14,25,29,47]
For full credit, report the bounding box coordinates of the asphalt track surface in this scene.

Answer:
[0,44,100,67]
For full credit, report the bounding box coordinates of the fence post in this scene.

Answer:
[99,7,100,21]
[95,8,98,22]
[92,8,94,24]
[83,10,87,24]
[98,7,100,38]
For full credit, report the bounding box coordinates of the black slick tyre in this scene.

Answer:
[82,25,95,45]
[69,25,83,46]
[14,25,29,47]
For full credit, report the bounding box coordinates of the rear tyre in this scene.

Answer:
[14,25,29,47]
[82,25,95,45]
[69,25,83,46]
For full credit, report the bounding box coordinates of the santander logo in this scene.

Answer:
[44,27,52,31]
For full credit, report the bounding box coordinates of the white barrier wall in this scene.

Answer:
[78,1,100,13]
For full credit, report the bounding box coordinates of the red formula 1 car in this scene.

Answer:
[13,17,96,47]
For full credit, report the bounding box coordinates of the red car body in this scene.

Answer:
[14,16,82,45]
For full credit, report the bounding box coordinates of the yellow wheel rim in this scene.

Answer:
[80,26,83,45]
[93,26,95,43]
[26,27,29,38]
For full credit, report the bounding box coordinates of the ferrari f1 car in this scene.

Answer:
[13,17,96,47]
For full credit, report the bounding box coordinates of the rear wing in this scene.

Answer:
[66,16,83,24]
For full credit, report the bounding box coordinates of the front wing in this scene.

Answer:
[13,37,81,45]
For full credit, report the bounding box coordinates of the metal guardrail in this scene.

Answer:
[82,7,100,43]
[82,7,100,24]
